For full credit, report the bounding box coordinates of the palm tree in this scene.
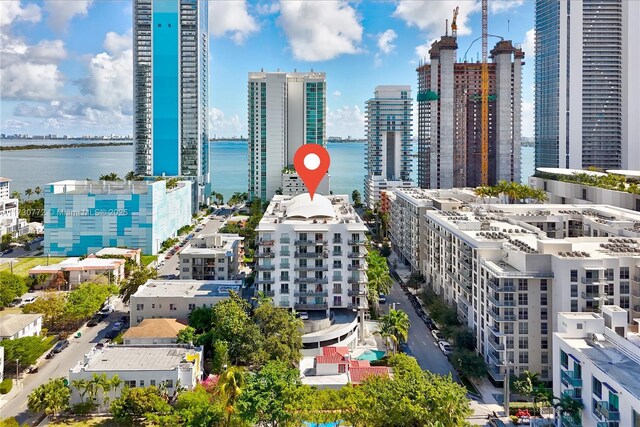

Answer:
[34,186,42,196]
[474,185,491,203]
[512,370,547,416]
[218,366,245,427]
[28,378,70,417]
[99,173,121,181]
[10,191,21,200]
[71,378,90,404]
[109,375,122,402]
[24,188,33,199]
[379,309,411,354]
[553,393,584,424]
[376,319,396,354]
[251,290,272,306]
[87,373,111,407]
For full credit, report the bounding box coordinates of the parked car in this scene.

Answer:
[96,338,110,349]
[297,312,309,320]
[52,339,69,353]
[398,342,413,356]
[100,304,114,316]
[45,351,55,359]
[438,341,453,357]
[111,321,124,332]
[378,294,387,304]
[23,296,36,304]
[425,319,436,331]
[87,314,102,327]
[2,248,13,255]
[432,329,445,341]
[9,298,22,307]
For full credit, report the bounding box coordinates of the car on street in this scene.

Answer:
[45,351,55,359]
[96,338,110,349]
[398,342,413,356]
[431,329,445,342]
[424,318,436,331]
[100,304,114,316]
[438,341,453,357]
[378,294,386,304]
[52,339,69,353]
[87,314,102,327]
[2,248,13,255]
[112,321,124,332]
[22,296,36,305]
[297,312,309,320]
[9,298,21,307]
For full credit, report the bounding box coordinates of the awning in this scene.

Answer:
[569,353,582,365]
[603,382,618,394]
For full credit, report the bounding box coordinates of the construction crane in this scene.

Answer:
[451,6,459,38]
[480,0,489,185]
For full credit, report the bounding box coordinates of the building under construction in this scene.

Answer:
[416,36,524,189]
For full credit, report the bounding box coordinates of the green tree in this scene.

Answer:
[119,266,156,304]
[2,336,51,370]
[512,370,548,416]
[65,283,117,322]
[176,326,199,345]
[212,340,230,374]
[378,309,410,354]
[237,361,304,427]
[0,233,12,251]
[99,173,122,181]
[86,373,111,407]
[174,386,224,426]
[351,189,362,207]
[253,301,303,366]
[0,271,28,308]
[553,392,584,422]
[110,386,172,422]
[366,250,393,316]
[380,241,391,257]
[27,378,70,416]
[22,291,67,329]
[450,349,487,379]
[34,186,42,196]
[24,188,33,199]
[71,379,90,404]
[218,367,246,427]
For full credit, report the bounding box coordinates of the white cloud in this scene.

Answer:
[523,28,535,59]
[209,0,258,44]
[489,0,525,13]
[43,0,92,32]
[209,107,244,137]
[2,118,29,130]
[327,105,365,138]
[522,101,533,138]
[333,90,342,97]
[0,33,66,100]
[278,0,363,62]
[0,1,41,27]
[394,0,479,39]
[415,38,438,62]
[256,2,280,15]
[104,29,132,55]
[377,29,397,55]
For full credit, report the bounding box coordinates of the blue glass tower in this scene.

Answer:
[134,0,210,203]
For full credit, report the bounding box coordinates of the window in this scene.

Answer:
[620,267,629,280]
[188,303,195,310]
[592,376,602,398]
[519,352,529,363]
[136,304,144,311]
[620,296,630,309]
[136,316,143,323]
[139,380,145,387]
[620,282,629,294]
[165,380,174,388]
[605,268,614,281]
[518,294,528,305]
[506,337,514,349]
[150,380,156,386]
[518,279,528,291]
[217,267,224,272]
[218,258,225,263]
[540,279,548,292]
[519,337,528,349]
[170,304,176,311]
[125,380,136,388]
[571,300,578,312]
[541,323,548,334]
[571,284,578,298]
[540,294,548,306]
[570,270,578,282]
[333,260,342,269]
[541,338,548,349]
[338,364,346,373]
[519,308,528,320]
[560,350,568,369]
[519,323,528,334]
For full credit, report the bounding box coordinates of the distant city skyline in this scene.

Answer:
[0,0,535,138]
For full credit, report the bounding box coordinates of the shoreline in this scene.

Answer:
[0,142,133,151]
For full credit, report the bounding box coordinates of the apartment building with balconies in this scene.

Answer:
[179,233,243,280]
[553,307,640,427]
[417,202,640,384]
[256,193,368,316]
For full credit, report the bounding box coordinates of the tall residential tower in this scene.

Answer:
[133,0,210,203]
[535,0,640,171]
[416,36,523,189]
[247,71,327,201]
[364,85,413,208]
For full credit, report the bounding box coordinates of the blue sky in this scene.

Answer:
[0,0,535,138]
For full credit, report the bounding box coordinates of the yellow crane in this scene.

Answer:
[480,0,489,185]
[451,6,459,38]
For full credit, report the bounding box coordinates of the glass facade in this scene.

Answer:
[134,0,209,201]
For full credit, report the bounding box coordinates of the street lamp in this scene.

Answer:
[15,359,19,385]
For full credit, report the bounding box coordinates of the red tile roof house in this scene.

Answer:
[313,347,391,385]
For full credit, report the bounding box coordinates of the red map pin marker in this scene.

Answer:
[293,144,330,201]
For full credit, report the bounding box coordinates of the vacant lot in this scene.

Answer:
[0,257,66,276]
[48,417,137,427]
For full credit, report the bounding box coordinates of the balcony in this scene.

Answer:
[490,312,517,322]
[294,303,328,311]
[294,266,328,272]
[487,339,505,351]
[348,288,366,296]
[295,252,328,259]
[258,239,275,246]
[581,276,605,285]
[256,264,275,271]
[560,369,583,387]
[562,389,581,400]
[332,238,343,244]
[294,291,328,297]
[256,251,275,258]
[255,278,275,285]
[487,280,516,293]
[348,252,366,258]
[295,239,327,246]
[294,277,328,285]
[279,263,290,269]
[332,251,343,257]
[348,264,365,271]
[280,251,291,257]
[595,401,620,421]
[254,289,275,297]
[581,291,600,301]
[348,302,366,310]
[487,295,517,307]
[348,239,365,245]
[348,277,366,285]
[561,415,582,427]
[280,238,291,244]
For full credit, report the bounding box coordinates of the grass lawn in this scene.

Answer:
[48,417,137,427]
[0,307,23,317]
[140,255,157,267]
[0,257,67,276]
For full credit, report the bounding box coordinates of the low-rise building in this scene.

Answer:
[0,177,28,237]
[130,280,242,326]
[121,318,188,345]
[302,346,391,388]
[282,171,330,197]
[0,314,42,341]
[69,345,203,406]
[95,247,142,265]
[179,234,243,280]
[44,180,192,256]
[28,255,126,287]
[553,307,640,427]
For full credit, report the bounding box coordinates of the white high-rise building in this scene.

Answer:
[364,86,414,208]
[247,71,327,201]
[255,194,368,315]
[535,0,640,171]
[0,177,27,237]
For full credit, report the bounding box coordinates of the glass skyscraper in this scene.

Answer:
[535,0,640,171]
[133,0,210,203]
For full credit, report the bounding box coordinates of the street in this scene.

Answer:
[385,281,459,381]
[0,299,128,424]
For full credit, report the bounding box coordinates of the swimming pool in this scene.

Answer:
[355,349,386,361]
[304,422,342,427]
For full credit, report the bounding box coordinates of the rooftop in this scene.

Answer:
[0,177,11,183]
[95,247,141,257]
[46,180,188,195]
[29,256,125,274]
[180,233,243,256]
[121,318,188,339]
[0,314,41,337]
[132,280,243,299]
[536,167,607,177]
[72,345,199,372]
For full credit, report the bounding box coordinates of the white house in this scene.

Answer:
[0,314,42,341]
[28,255,126,288]
[68,345,203,406]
